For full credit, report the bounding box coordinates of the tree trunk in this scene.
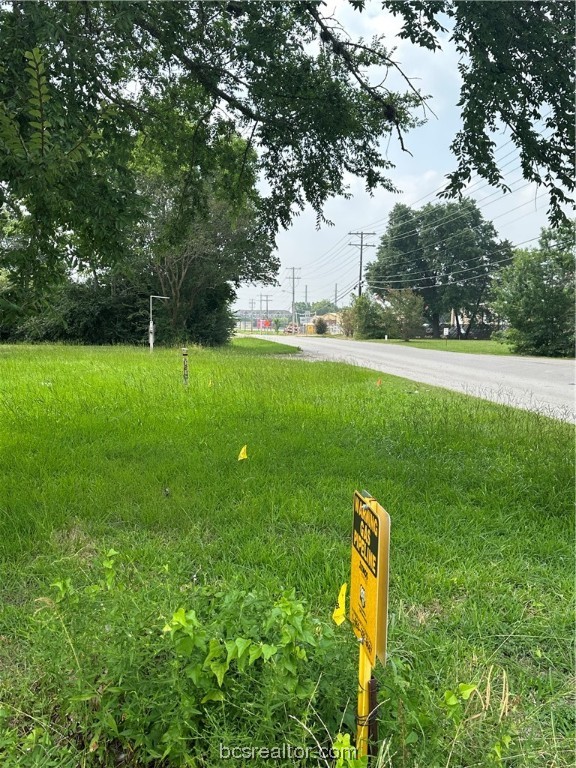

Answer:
[431,312,440,338]
[464,279,488,338]
[455,312,462,339]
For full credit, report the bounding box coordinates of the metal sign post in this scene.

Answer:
[149,295,170,351]
[349,490,391,760]
[182,347,189,385]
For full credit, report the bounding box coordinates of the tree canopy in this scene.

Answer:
[490,223,575,357]
[294,299,338,316]
[0,1,573,343]
[1,3,573,243]
[366,199,512,336]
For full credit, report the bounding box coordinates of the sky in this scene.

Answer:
[233,1,555,314]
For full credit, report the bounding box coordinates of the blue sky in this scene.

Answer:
[234,1,554,313]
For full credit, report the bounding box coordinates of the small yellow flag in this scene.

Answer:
[238,444,248,461]
[332,582,347,626]
[376,378,382,387]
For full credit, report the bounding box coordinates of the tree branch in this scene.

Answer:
[305,3,418,154]
[134,13,263,123]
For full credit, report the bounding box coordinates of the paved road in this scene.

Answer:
[256,335,575,422]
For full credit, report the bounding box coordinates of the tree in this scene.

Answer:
[295,299,337,316]
[0,0,573,284]
[490,223,575,357]
[311,299,338,316]
[137,123,277,342]
[379,288,424,341]
[340,307,354,338]
[349,294,387,339]
[366,199,512,337]
[293,302,309,316]
[314,316,328,335]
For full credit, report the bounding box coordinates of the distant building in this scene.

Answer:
[234,309,291,331]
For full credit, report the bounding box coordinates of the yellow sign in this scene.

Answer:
[349,490,390,666]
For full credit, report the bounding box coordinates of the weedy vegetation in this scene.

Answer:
[0,341,573,767]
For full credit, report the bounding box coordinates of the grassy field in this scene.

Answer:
[0,341,573,767]
[241,333,513,355]
[347,338,512,355]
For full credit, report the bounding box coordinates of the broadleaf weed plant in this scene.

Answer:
[2,551,358,766]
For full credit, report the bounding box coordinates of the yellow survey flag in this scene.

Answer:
[332,582,347,625]
[238,444,248,461]
[376,378,382,387]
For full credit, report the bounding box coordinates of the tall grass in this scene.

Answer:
[0,342,573,767]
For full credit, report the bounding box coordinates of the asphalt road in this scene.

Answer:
[255,335,576,422]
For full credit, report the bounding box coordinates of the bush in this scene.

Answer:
[340,308,354,337]
[380,288,424,341]
[9,281,149,345]
[314,316,328,335]
[0,554,357,767]
[490,225,575,357]
[351,295,386,339]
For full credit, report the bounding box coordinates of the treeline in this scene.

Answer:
[354,203,574,357]
[0,3,573,349]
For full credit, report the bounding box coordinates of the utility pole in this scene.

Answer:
[262,294,272,332]
[249,298,256,332]
[305,285,308,310]
[334,283,338,309]
[289,267,300,331]
[349,232,376,297]
[259,293,263,333]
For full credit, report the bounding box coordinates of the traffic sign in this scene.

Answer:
[349,490,390,667]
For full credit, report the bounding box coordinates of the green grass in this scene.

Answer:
[0,344,573,767]
[362,338,513,355]
[230,337,299,354]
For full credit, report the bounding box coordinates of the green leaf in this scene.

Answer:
[261,643,278,661]
[235,637,252,658]
[209,659,229,687]
[248,644,263,665]
[185,663,203,685]
[102,712,118,736]
[175,635,195,656]
[444,690,458,707]
[171,607,188,628]
[458,682,477,701]
[69,692,96,702]
[201,689,225,703]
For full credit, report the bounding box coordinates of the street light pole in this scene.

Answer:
[149,295,170,351]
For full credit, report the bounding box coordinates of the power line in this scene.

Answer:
[363,188,546,279]
[365,204,542,283]
[366,236,538,291]
[356,120,553,232]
